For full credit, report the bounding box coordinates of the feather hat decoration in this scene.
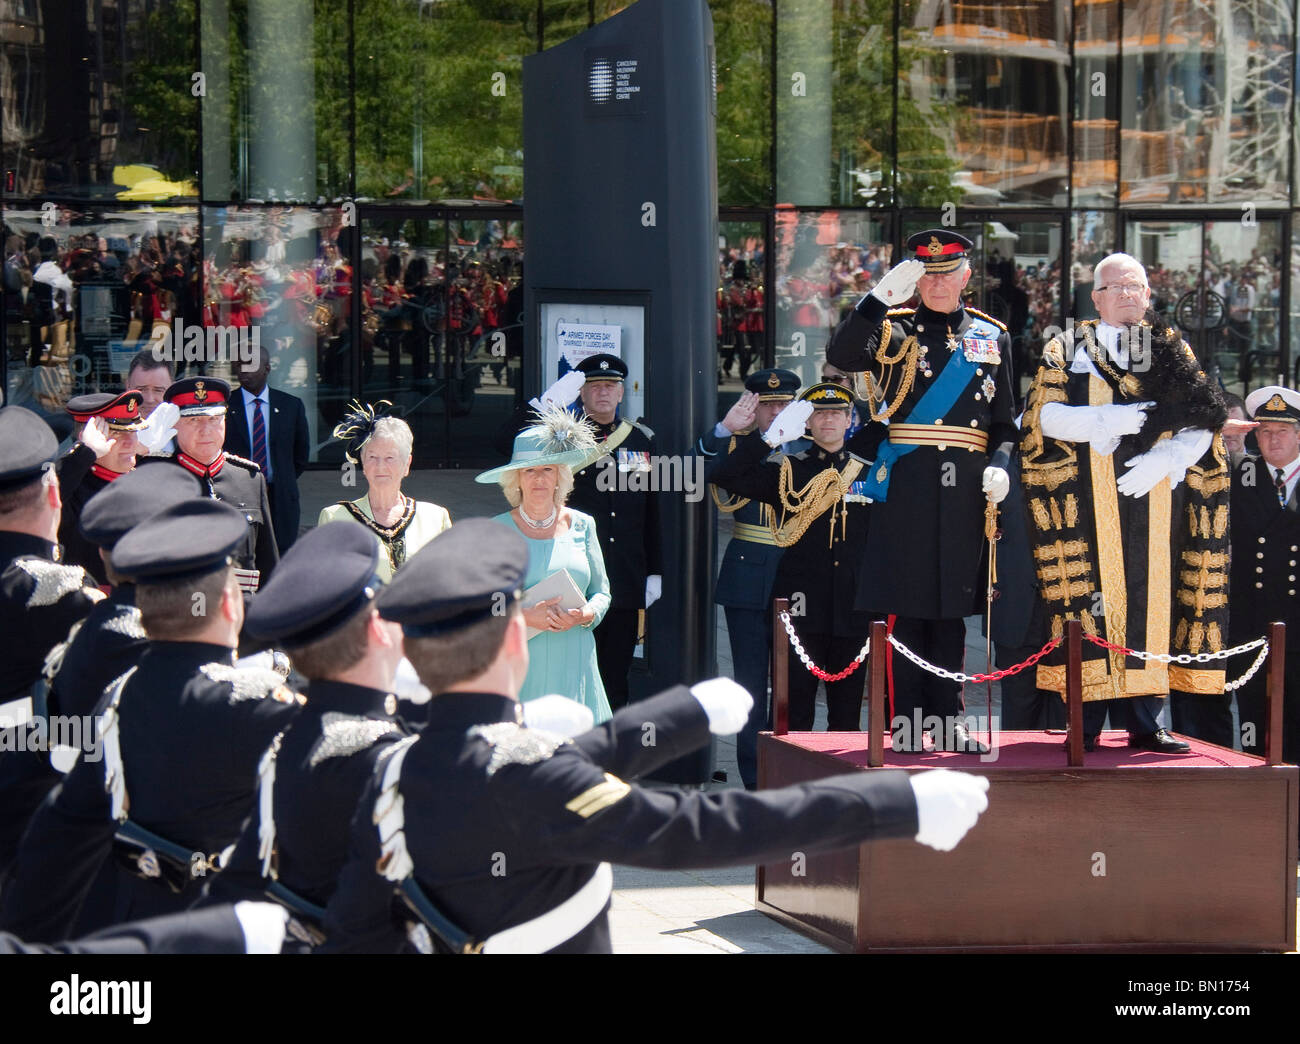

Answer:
[332,399,395,463]
[474,403,600,483]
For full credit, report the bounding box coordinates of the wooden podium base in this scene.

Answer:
[755,731,1298,952]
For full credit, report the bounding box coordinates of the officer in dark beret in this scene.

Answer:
[208,521,416,940]
[709,382,879,737]
[696,367,801,788]
[566,353,662,711]
[0,406,106,882]
[0,499,302,942]
[827,229,1016,753]
[136,376,278,594]
[321,519,989,953]
[57,390,148,585]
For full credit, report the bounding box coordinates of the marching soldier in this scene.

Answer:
[1230,385,1300,764]
[567,354,663,711]
[709,383,877,735]
[0,406,104,881]
[0,499,302,942]
[137,376,278,593]
[826,230,1016,753]
[57,390,147,585]
[697,368,800,787]
[209,520,416,938]
[322,520,989,953]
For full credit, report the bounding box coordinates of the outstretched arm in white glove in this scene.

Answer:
[910,769,990,851]
[689,677,754,736]
[762,400,814,447]
[137,401,179,454]
[1039,401,1152,456]
[529,369,586,413]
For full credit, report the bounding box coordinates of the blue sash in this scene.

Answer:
[863,320,997,502]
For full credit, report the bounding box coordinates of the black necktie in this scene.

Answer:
[1275,467,1287,507]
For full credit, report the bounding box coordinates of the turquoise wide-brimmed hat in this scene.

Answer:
[475,404,600,483]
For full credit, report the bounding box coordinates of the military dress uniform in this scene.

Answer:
[321,521,921,954]
[1229,387,1300,764]
[210,521,416,936]
[56,391,148,586]
[697,368,799,787]
[0,407,105,882]
[709,383,876,734]
[567,355,662,711]
[137,376,278,594]
[826,233,1016,741]
[0,499,302,942]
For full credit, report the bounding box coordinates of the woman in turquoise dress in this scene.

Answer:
[478,405,612,722]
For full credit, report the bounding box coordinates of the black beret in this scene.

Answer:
[245,521,383,645]
[0,406,58,492]
[111,498,248,582]
[744,368,799,402]
[574,353,628,383]
[78,465,203,551]
[378,519,527,637]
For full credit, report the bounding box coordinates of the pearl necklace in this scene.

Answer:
[519,504,558,530]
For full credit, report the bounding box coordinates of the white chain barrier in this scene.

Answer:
[779,612,869,681]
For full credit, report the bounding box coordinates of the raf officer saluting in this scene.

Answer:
[697,367,800,788]
[0,406,105,882]
[209,520,415,939]
[1230,385,1300,764]
[137,376,278,594]
[56,390,148,586]
[0,499,302,943]
[566,354,662,711]
[827,230,1016,753]
[322,520,989,953]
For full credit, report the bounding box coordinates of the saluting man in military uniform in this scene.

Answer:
[697,368,800,788]
[322,520,990,954]
[827,230,1016,753]
[137,376,278,593]
[0,406,105,882]
[0,499,302,943]
[566,354,662,711]
[1231,385,1300,764]
[56,390,148,585]
[709,382,876,737]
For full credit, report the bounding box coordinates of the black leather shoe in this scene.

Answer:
[1062,736,1099,752]
[891,726,930,754]
[1129,729,1191,754]
[936,721,989,755]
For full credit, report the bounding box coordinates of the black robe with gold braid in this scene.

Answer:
[1019,317,1230,701]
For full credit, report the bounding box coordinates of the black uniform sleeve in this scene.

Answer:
[705,431,781,505]
[497,753,919,872]
[0,754,118,942]
[644,432,663,578]
[56,442,96,495]
[292,397,311,478]
[254,473,280,579]
[571,685,710,779]
[826,294,890,373]
[1,904,247,955]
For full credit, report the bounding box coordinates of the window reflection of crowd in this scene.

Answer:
[360,243,522,405]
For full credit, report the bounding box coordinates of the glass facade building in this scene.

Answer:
[5,0,1299,468]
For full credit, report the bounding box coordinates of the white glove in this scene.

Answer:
[137,401,179,453]
[79,416,116,459]
[869,259,925,306]
[689,677,754,736]
[910,769,990,851]
[1116,442,1173,498]
[234,900,290,954]
[529,370,586,412]
[981,466,1010,504]
[392,657,431,705]
[763,400,814,447]
[644,574,662,608]
[522,694,595,739]
[1098,402,1152,440]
